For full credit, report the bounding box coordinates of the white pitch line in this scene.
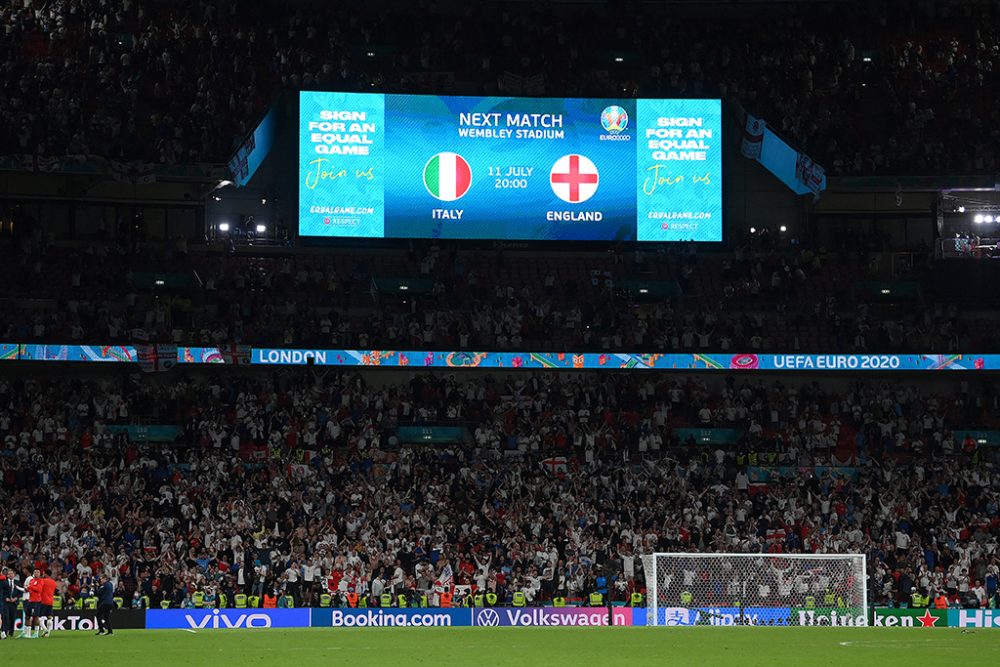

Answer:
[184,629,197,634]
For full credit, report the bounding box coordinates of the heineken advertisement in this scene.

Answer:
[793,607,868,627]
[872,607,1000,628]
[873,608,947,627]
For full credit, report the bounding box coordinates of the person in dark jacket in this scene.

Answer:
[96,575,116,636]
[0,567,17,638]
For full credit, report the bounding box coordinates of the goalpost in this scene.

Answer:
[640,553,868,627]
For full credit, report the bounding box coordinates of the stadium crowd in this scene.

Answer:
[0,0,998,174]
[1,369,998,610]
[0,235,983,354]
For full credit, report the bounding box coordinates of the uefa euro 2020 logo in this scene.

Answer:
[600,106,628,134]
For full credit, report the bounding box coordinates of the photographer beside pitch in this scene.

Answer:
[96,574,115,636]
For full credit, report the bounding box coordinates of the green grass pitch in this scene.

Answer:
[5,627,996,666]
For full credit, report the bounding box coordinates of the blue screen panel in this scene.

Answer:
[298,92,722,242]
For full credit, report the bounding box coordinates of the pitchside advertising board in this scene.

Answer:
[39,607,1000,631]
[13,609,146,631]
[310,607,632,628]
[874,608,1000,629]
[298,91,723,242]
[471,607,633,627]
[145,608,311,629]
[311,608,470,627]
[647,607,811,626]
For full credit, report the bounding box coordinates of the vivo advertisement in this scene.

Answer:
[146,608,311,630]
[298,91,723,242]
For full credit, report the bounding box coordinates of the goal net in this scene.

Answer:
[640,553,867,626]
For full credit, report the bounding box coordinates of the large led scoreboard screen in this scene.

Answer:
[298,91,722,242]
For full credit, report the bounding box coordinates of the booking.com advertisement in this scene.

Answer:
[298,91,723,242]
[310,608,471,628]
[310,607,632,628]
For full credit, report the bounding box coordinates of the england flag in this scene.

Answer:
[550,154,599,203]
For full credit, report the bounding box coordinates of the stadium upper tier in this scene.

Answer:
[0,1,997,175]
[0,237,996,353]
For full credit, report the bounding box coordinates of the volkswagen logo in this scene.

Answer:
[476,609,501,626]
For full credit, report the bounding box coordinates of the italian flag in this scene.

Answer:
[423,152,472,201]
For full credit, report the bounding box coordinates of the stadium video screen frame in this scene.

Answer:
[298,91,723,242]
